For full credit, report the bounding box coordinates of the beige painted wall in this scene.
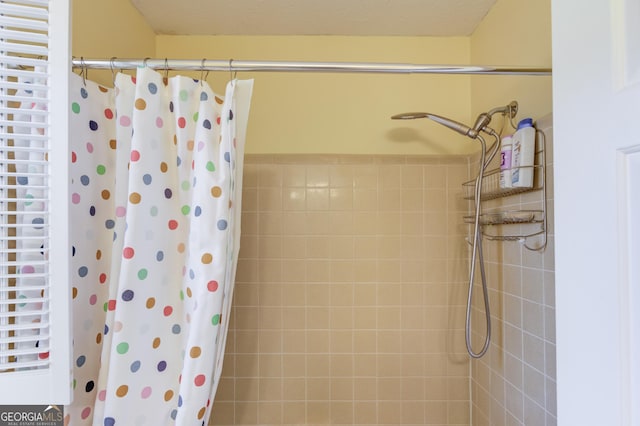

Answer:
[72,0,156,86]
[156,36,474,155]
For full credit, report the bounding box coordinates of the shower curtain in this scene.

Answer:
[66,67,253,426]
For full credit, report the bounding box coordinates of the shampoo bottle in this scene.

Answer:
[499,134,513,188]
[511,118,536,188]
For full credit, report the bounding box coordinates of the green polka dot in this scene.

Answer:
[116,342,129,354]
[138,269,148,280]
[71,102,80,114]
[193,112,199,122]
[211,314,220,325]
[179,90,188,101]
[206,161,215,172]
[180,290,184,301]
[24,193,33,206]
[150,206,158,216]
[181,205,190,215]
[96,165,106,175]
[103,302,108,312]
[181,181,190,191]
[73,379,77,389]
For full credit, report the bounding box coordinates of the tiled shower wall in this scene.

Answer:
[210,155,474,425]
[470,116,557,426]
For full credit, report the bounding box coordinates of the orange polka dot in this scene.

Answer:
[201,253,213,264]
[187,140,194,151]
[164,390,174,401]
[211,186,222,198]
[197,407,206,420]
[190,346,202,358]
[135,98,147,110]
[72,287,77,299]
[173,135,177,145]
[116,385,128,397]
[101,190,110,200]
[109,139,117,149]
[96,250,102,260]
[146,297,155,309]
[160,162,168,173]
[152,337,161,349]
[96,333,102,344]
[214,96,224,105]
[129,193,141,204]
[177,243,185,253]
[186,287,192,298]
[99,86,108,93]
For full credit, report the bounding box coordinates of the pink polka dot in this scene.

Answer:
[163,306,173,316]
[89,294,97,305]
[194,374,206,387]
[178,117,186,128]
[130,150,141,162]
[207,280,219,292]
[156,117,164,128]
[98,390,107,401]
[115,206,127,217]
[197,141,205,152]
[123,247,135,259]
[141,386,152,399]
[114,321,123,332]
[119,115,131,127]
[72,193,81,204]
[81,407,91,420]
[86,142,94,153]
[22,265,35,274]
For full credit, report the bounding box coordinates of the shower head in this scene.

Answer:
[391,101,518,140]
[391,112,475,138]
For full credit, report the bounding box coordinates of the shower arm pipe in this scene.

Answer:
[71,58,552,76]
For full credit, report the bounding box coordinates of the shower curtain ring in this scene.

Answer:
[110,57,117,87]
[229,58,237,81]
[164,58,169,80]
[200,58,209,86]
[80,57,87,87]
[143,57,150,68]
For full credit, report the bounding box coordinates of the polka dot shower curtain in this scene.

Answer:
[66,67,253,426]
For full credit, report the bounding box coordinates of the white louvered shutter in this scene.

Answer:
[0,0,71,404]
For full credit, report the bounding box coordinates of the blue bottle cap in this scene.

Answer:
[517,118,534,129]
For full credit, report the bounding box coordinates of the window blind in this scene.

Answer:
[0,0,71,404]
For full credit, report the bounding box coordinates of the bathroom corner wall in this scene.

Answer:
[211,155,472,425]
[469,1,555,425]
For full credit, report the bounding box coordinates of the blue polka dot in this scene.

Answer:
[104,418,115,426]
[178,395,183,407]
[172,324,181,334]
[17,176,28,185]
[224,152,230,163]
[78,266,88,277]
[156,251,164,261]
[89,206,96,216]
[130,360,141,373]
[194,206,202,217]
[32,217,44,229]
[104,324,109,335]
[164,188,172,199]
[143,174,152,185]
[148,82,158,94]
[169,101,174,112]
[217,219,228,230]
[200,92,208,101]
[189,269,195,279]
[105,219,115,229]
[157,361,167,372]
[80,88,88,99]
[80,175,90,185]
[89,120,98,131]
[122,289,134,301]
[76,355,86,367]
[203,119,211,129]
[170,410,177,420]
[177,156,182,166]
[228,110,234,120]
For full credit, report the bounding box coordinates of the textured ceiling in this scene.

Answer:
[129,0,497,36]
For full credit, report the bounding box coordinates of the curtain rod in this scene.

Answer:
[71,58,551,76]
